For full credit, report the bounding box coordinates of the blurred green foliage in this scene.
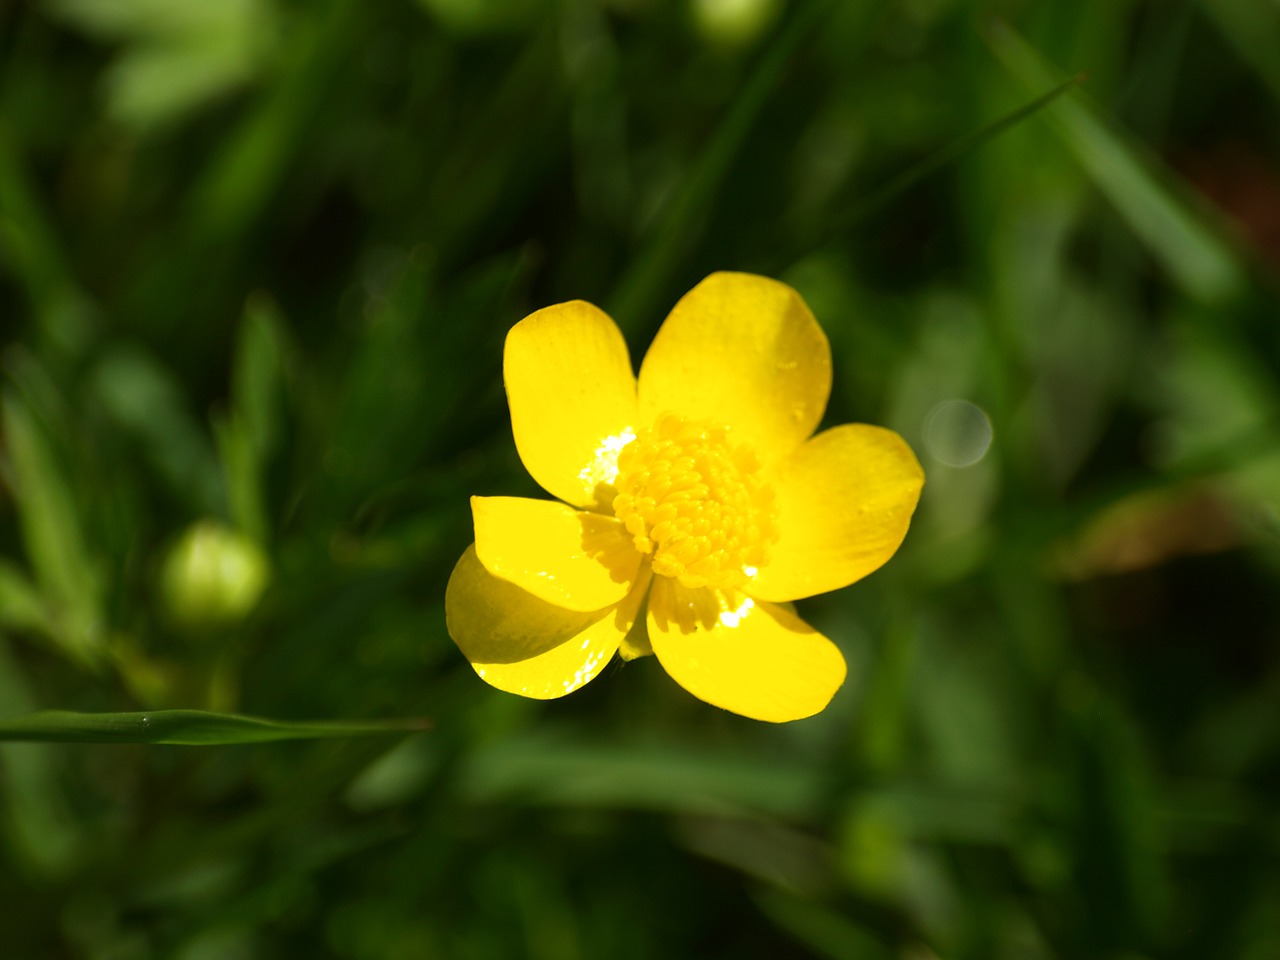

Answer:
[2,0,1280,957]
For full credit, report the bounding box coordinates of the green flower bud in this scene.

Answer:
[692,0,779,47]
[161,522,269,628]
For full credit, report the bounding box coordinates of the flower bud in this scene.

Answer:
[692,0,779,47]
[161,522,269,628]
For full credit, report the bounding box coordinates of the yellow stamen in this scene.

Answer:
[612,415,777,590]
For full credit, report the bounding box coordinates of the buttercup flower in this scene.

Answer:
[446,272,923,722]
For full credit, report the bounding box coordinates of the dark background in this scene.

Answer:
[2,0,1280,957]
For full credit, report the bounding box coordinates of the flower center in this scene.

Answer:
[611,414,778,590]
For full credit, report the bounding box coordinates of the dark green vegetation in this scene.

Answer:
[3,0,1280,957]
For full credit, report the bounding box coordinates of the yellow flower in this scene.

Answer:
[445,272,923,722]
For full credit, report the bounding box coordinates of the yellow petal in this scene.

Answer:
[505,300,638,508]
[637,273,831,463]
[446,546,641,699]
[472,496,641,612]
[750,424,924,603]
[647,577,846,722]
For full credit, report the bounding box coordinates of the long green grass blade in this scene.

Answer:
[0,122,82,329]
[216,293,287,544]
[1,391,105,667]
[1201,0,1280,108]
[608,0,832,332]
[819,72,1085,242]
[0,710,429,745]
[985,18,1244,305]
[755,891,895,960]
[0,559,51,635]
[188,0,361,246]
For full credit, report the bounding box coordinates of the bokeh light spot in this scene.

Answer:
[923,399,993,467]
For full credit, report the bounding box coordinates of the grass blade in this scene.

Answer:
[0,709,429,745]
[822,73,1086,238]
[1,390,105,667]
[1200,0,1280,109]
[0,559,52,636]
[608,0,832,332]
[985,17,1244,305]
[0,122,84,336]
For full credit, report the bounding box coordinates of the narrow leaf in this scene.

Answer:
[90,346,226,516]
[233,292,286,462]
[824,73,1085,236]
[985,18,1244,305]
[608,0,832,332]
[0,709,429,745]
[217,292,287,544]
[1201,0,1280,109]
[0,559,52,635]
[0,391,105,666]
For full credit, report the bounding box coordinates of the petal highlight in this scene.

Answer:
[637,273,831,463]
[504,301,638,508]
[647,578,847,722]
[446,546,639,699]
[750,424,924,602]
[472,496,641,612]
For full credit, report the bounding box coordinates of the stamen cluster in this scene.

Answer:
[612,415,778,590]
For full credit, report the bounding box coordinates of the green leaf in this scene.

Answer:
[0,709,429,745]
[822,72,1085,239]
[90,345,226,515]
[232,292,286,463]
[216,292,287,543]
[0,390,105,666]
[0,123,86,338]
[188,0,359,244]
[1201,0,1280,109]
[754,889,895,960]
[47,0,277,131]
[214,413,265,543]
[986,18,1245,305]
[608,0,834,332]
[0,559,52,635]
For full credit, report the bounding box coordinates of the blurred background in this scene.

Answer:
[2,0,1280,957]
